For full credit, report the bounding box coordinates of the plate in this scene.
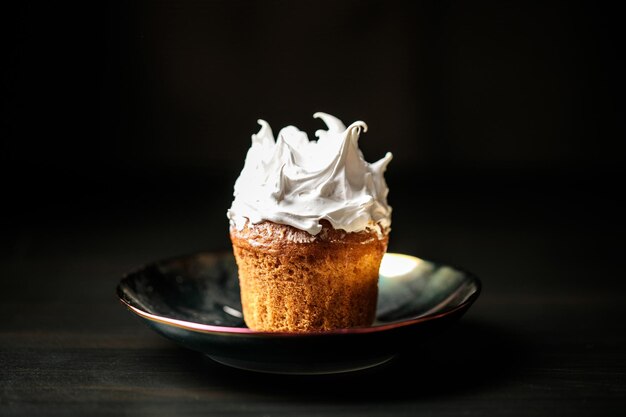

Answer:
[117,251,481,374]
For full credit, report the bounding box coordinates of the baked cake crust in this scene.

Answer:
[230,220,389,332]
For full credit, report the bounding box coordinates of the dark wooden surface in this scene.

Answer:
[2,177,625,416]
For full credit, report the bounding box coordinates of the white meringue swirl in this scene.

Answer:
[227,112,392,236]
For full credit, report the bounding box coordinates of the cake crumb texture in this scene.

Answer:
[230,221,388,332]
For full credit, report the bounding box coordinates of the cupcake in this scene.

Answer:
[227,112,392,332]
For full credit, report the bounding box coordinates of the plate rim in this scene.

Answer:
[116,251,482,338]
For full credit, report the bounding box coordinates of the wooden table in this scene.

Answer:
[2,179,625,416]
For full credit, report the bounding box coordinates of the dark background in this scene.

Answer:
[3,0,624,225]
[1,1,625,415]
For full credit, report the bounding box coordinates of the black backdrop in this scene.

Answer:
[2,0,624,261]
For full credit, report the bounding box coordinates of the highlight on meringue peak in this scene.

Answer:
[227,112,393,236]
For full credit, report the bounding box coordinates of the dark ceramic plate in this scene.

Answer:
[117,252,481,374]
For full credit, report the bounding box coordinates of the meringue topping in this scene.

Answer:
[227,113,392,236]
